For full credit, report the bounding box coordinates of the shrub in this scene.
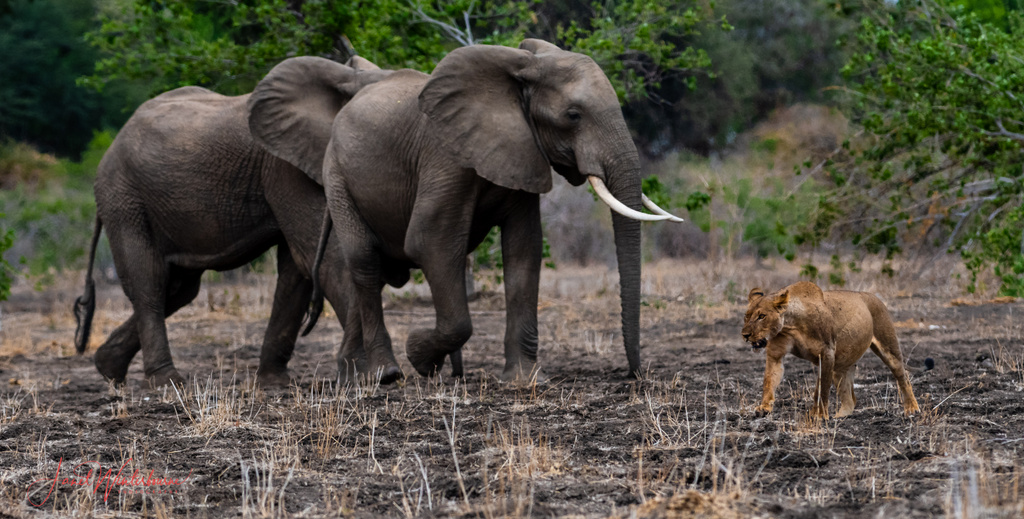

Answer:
[0,132,110,287]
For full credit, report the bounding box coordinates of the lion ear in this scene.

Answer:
[747,288,765,302]
[773,290,790,311]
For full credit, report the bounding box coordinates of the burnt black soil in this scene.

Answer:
[1,275,1022,517]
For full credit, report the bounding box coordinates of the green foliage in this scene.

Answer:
[471,227,554,285]
[85,0,541,95]
[712,176,821,260]
[829,0,1024,295]
[649,0,854,154]
[557,0,717,103]
[0,0,142,157]
[963,204,1024,296]
[0,219,14,301]
[85,0,725,150]
[0,132,110,286]
[641,174,711,227]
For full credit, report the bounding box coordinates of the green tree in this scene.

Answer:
[0,0,142,158]
[82,0,729,274]
[85,0,542,95]
[824,0,1024,295]
[0,220,14,302]
[85,1,725,126]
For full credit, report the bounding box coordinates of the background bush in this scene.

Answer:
[2,0,1023,297]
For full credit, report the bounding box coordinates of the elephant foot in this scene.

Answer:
[94,344,137,383]
[500,361,545,384]
[407,348,446,378]
[370,364,404,385]
[336,350,369,375]
[406,330,451,377]
[146,366,186,389]
[449,349,464,379]
[95,354,131,384]
[256,368,292,388]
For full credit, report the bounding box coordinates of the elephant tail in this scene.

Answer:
[74,215,102,354]
[301,209,332,337]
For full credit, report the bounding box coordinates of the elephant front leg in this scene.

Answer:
[256,244,312,387]
[402,178,479,377]
[406,253,474,377]
[498,196,542,382]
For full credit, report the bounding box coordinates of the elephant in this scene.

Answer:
[73,56,414,387]
[257,39,681,382]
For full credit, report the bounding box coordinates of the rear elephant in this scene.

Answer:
[73,56,392,387]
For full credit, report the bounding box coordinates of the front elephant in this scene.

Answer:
[263,40,678,381]
[74,56,392,387]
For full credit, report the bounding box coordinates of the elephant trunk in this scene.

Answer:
[604,157,643,378]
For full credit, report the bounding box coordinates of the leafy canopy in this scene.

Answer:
[0,0,140,157]
[84,0,724,102]
[822,0,1024,295]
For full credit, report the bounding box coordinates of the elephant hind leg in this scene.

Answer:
[105,221,189,387]
[95,265,202,383]
[94,315,140,383]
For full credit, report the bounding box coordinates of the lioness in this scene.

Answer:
[742,281,920,418]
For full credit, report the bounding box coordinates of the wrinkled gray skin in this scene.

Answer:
[264,40,645,381]
[74,57,401,387]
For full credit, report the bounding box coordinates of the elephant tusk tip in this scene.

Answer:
[588,177,674,222]
[640,193,685,222]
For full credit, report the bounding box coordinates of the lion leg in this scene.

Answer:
[870,338,920,415]
[834,365,857,418]
[756,354,785,416]
[811,344,835,419]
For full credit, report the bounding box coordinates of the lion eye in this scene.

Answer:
[757,314,765,321]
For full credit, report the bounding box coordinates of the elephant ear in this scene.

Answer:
[418,45,552,194]
[249,56,367,185]
[346,55,379,71]
[518,38,562,55]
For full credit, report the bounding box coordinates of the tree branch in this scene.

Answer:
[981,119,1024,143]
[410,1,475,47]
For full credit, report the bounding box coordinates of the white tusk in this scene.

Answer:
[642,194,684,222]
[588,177,672,222]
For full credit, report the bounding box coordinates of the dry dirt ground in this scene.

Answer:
[0,259,1022,518]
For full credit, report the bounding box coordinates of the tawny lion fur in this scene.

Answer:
[742,281,920,418]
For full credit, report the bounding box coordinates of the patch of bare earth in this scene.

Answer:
[1,259,1022,518]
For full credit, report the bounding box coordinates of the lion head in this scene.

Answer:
[742,287,789,349]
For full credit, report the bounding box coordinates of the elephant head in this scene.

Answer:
[248,56,393,185]
[418,40,680,376]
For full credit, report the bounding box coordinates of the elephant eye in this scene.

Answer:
[566,109,582,123]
